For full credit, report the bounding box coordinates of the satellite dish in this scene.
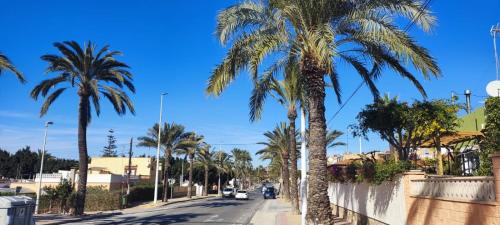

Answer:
[486,80,500,97]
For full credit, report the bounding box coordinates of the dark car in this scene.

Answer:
[263,187,276,199]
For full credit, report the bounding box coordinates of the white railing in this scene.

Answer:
[411,176,495,202]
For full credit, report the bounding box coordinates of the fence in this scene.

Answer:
[410,176,495,202]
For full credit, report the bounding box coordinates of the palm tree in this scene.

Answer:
[231,148,252,189]
[251,63,302,211]
[195,144,212,196]
[0,52,25,83]
[137,122,191,202]
[213,151,233,194]
[326,130,346,149]
[257,123,298,201]
[31,41,135,215]
[176,133,204,198]
[208,1,439,223]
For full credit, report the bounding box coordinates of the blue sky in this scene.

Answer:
[0,0,499,166]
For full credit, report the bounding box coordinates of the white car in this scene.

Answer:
[235,190,249,200]
[222,188,235,198]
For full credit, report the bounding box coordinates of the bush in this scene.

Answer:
[372,160,410,185]
[328,159,410,185]
[84,186,121,211]
[128,184,159,203]
[477,97,500,176]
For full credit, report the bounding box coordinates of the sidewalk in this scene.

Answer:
[35,195,216,225]
[250,197,350,225]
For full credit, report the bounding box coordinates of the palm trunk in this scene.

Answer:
[288,107,300,214]
[281,152,290,201]
[203,165,209,196]
[301,55,334,225]
[187,154,193,198]
[162,149,171,202]
[75,95,89,215]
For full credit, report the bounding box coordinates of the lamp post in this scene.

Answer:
[300,108,307,225]
[154,93,166,204]
[35,121,53,214]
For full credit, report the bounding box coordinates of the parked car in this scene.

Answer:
[235,190,249,200]
[263,187,276,199]
[222,188,235,198]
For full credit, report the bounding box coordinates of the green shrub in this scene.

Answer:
[0,192,15,196]
[372,160,410,185]
[84,186,121,211]
[477,97,500,176]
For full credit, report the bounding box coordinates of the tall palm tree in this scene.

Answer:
[251,62,303,211]
[213,150,233,193]
[208,1,439,223]
[137,122,191,202]
[257,123,299,201]
[31,41,135,215]
[0,52,25,83]
[176,133,204,198]
[195,145,212,196]
[231,148,252,189]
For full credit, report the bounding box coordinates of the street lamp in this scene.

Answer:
[300,108,307,225]
[154,93,167,204]
[35,121,53,214]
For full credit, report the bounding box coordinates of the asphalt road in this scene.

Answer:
[39,191,265,225]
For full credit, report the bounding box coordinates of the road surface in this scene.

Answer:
[36,191,265,225]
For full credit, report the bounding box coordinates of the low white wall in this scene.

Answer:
[328,176,406,225]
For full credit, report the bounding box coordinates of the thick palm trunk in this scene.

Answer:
[75,96,89,215]
[162,150,171,202]
[288,108,300,213]
[187,155,193,198]
[301,56,334,225]
[281,152,290,201]
[203,165,209,196]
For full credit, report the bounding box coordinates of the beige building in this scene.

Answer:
[88,157,156,181]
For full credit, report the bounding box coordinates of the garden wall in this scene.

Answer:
[328,176,407,225]
[328,165,500,225]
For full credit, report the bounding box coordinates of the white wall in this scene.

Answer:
[328,176,406,225]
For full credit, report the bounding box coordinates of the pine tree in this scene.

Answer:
[102,129,118,157]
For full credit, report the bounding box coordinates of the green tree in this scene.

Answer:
[0,149,11,178]
[477,97,500,175]
[137,123,191,201]
[251,63,303,212]
[102,129,118,157]
[13,146,38,179]
[0,52,25,83]
[355,98,429,161]
[422,100,460,175]
[31,41,135,215]
[195,145,212,196]
[257,123,295,200]
[231,148,252,189]
[208,1,439,223]
[213,151,233,192]
[175,133,204,198]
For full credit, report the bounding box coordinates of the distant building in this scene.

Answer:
[88,157,156,181]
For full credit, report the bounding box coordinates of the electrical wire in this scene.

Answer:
[326,0,434,126]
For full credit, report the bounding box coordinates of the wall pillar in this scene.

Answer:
[402,170,425,225]
[492,154,500,202]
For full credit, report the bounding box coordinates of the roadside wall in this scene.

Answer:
[328,177,406,225]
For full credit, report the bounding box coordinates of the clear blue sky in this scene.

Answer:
[1,0,499,166]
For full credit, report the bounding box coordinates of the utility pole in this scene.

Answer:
[127,138,133,195]
[154,93,166,204]
[300,108,307,225]
[218,144,222,197]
